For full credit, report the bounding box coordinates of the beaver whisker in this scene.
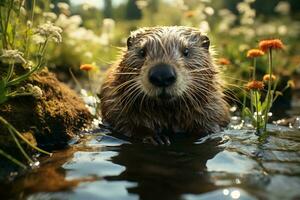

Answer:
[118,83,142,106]
[114,72,139,75]
[189,77,243,105]
[224,82,248,92]
[139,92,147,112]
[221,75,248,83]
[180,90,196,114]
[109,79,138,94]
[106,81,141,117]
[188,66,212,71]
[183,89,209,117]
[116,84,143,118]
[123,87,144,115]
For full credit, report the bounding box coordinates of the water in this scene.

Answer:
[1,125,300,200]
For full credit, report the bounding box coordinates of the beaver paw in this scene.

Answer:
[142,134,171,146]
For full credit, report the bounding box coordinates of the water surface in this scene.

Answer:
[1,125,300,200]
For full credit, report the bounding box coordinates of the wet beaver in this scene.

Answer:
[99,26,230,145]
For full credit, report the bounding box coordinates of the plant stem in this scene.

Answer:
[3,0,14,48]
[8,128,33,163]
[252,58,256,80]
[24,0,36,59]
[264,49,273,131]
[0,116,52,156]
[0,7,6,47]
[7,38,49,86]
[0,148,27,169]
[5,62,14,82]
[255,91,259,133]
[242,90,246,119]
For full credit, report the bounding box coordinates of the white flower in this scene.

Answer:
[278,25,288,35]
[20,7,27,16]
[0,49,26,63]
[199,21,210,33]
[31,86,43,99]
[35,21,63,43]
[81,2,96,10]
[102,18,115,35]
[275,1,290,15]
[32,34,46,44]
[57,2,69,11]
[84,51,93,59]
[27,20,32,28]
[55,14,82,30]
[204,7,214,16]
[43,12,57,21]
[136,0,148,9]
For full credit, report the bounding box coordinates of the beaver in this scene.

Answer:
[99,26,230,145]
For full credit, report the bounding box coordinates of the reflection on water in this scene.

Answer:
[1,126,300,200]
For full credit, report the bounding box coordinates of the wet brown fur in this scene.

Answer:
[99,26,230,139]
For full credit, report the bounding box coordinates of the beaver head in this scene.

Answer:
[117,26,216,103]
[100,26,229,140]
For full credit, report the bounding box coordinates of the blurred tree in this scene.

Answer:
[125,0,142,20]
[104,0,113,18]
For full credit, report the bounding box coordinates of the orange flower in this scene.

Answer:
[263,74,276,82]
[246,49,264,58]
[245,80,264,91]
[218,58,231,65]
[184,10,196,18]
[259,39,284,52]
[80,64,95,71]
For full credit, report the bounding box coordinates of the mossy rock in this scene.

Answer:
[0,70,92,153]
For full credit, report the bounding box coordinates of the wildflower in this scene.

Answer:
[287,80,295,89]
[199,21,210,33]
[246,49,264,58]
[263,74,276,82]
[31,86,43,99]
[80,64,95,71]
[43,12,57,21]
[259,39,284,52]
[102,18,115,35]
[27,20,32,28]
[35,21,63,43]
[57,2,70,11]
[184,10,196,18]
[245,80,264,90]
[218,58,231,65]
[20,7,26,16]
[204,7,214,16]
[275,1,290,15]
[55,14,82,30]
[0,49,26,64]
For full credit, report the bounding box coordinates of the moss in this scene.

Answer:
[0,70,92,154]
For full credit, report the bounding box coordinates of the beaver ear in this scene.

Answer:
[127,36,133,49]
[201,35,210,50]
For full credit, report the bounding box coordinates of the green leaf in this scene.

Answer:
[0,79,8,104]
[6,23,14,44]
[243,107,255,121]
[251,91,262,111]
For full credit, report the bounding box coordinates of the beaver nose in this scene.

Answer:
[148,63,176,87]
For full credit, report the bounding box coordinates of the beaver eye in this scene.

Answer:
[138,48,146,58]
[182,48,189,57]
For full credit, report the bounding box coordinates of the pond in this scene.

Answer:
[1,123,300,200]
